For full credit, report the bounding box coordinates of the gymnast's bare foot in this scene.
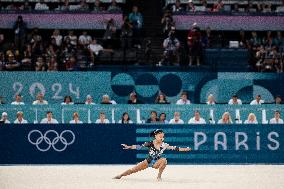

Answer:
[113,175,122,179]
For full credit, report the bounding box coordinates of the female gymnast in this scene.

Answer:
[113,129,191,181]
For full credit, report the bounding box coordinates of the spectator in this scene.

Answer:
[35,56,46,71]
[13,15,27,51]
[127,92,143,104]
[249,31,261,48]
[176,91,191,105]
[93,0,103,12]
[188,111,206,124]
[95,112,110,123]
[146,111,159,123]
[218,112,233,124]
[275,95,282,104]
[101,94,117,104]
[47,56,58,71]
[206,94,216,105]
[212,0,224,12]
[172,0,184,13]
[155,92,170,104]
[20,0,32,11]
[4,53,21,71]
[186,0,195,12]
[64,31,77,46]
[107,0,121,12]
[33,93,48,105]
[120,17,133,49]
[78,0,89,11]
[0,112,10,124]
[250,95,264,105]
[160,29,180,65]
[269,111,283,124]
[228,95,242,105]
[61,95,74,105]
[85,95,95,105]
[187,23,202,66]
[274,31,284,47]
[239,30,248,48]
[88,39,104,63]
[159,113,168,124]
[118,112,133,124]
[60,0,70,11]
[65,55,77,71]
[14,111,28,124]
[35,0,50,10]
[169,112,184,124]
[202,27,212,48]
[51,29,63,47]
[11,94,25,105]
[129,6,143,48]
[79,31,92,47]
[40,111,59,124]
[69,112,83,124]
[103,18,117,49]
[161,11,174,36]
[244,113,258,124]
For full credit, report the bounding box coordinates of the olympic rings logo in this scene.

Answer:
[28,130,75,152]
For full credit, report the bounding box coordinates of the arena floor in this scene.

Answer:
[0,165,283,189]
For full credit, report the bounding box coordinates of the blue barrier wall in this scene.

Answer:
[0,124,283,164]
[1,72,284,104]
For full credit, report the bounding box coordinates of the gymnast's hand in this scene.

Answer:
[121,144,133,149]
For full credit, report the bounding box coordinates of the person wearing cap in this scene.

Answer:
[228,95,242,105]
[169,112,184,124]
[127,92,143,104]
[250,95,264,105]
[14,111,28,124]
[188,111,206,124]
[1,112,10,124]
[95,112,110,124]
[69,112,83,124]
[11,94,25,105]
[40,111,59,124]
[33,93,48,105]
[269,111,283,124]
[85,95,95,105]
[176,91,191,105]
[114,129,191,181]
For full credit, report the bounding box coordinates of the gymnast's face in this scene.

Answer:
[155,133,165,142]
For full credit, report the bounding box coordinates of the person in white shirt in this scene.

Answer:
[64,30,77,46]
[0,112,10,124]
[69,112,83,124]
[118,112,133,124]
[95,112,110,124]
[176,91,191,105]
[79,31,92,46]
[40,111,59,124]
[61,95,74,105]
[33,93,48,105]
[85,95,95,105]
[244,113,258,124]
[14,111,28,124]
[51,29,63,47]
[250,95,264,105]
[188,111,206,124]
[101,94,117,104]
[218,112,233,124]
[88,39,104,56]
[228,95,242,105]
[206,94,216,105]
[169,112,184,124]
[269,111,284,124]
[11,94,25,105]
[34,0,49,10]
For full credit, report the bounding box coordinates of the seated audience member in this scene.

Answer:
[107,0,121,12]
[11,94,25,105]
[35,0,49,10]
[155,93,170,104]
[188,111,206,124]
[40,111,59,124]
[275,95,282,104]
[250,95,264,105]
[118,112,133,124]
[61,95,74,105]
[244,113,258,124]
[33,93,48,105]
[172,0,184,13]
[146,111,159,123]
[169,112,184,124]
[206,94,216,105]
[95,112,110,124]
[0,112,10,124]
[228,95,242,105]
[159,113,168,124]
[4,54,21,71]
[78,31,92,47]
[269,111,283,124]
[101,94,117,104]
[93,0,104,12]
[85,95,95,105]
[218,112,233,124]
[14,111,28,124]
[127,92,143,104]
[176,91,191,105]
[69,112,83,124]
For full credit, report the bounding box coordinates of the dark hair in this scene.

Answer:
[121,112,130,122]
[155,93,168,104]
[275,110,281,114]
[64,95,73,103]
[232,95,238,98]
[150,111,157,116]
[150,129,164,137]
[47,111,52,114]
